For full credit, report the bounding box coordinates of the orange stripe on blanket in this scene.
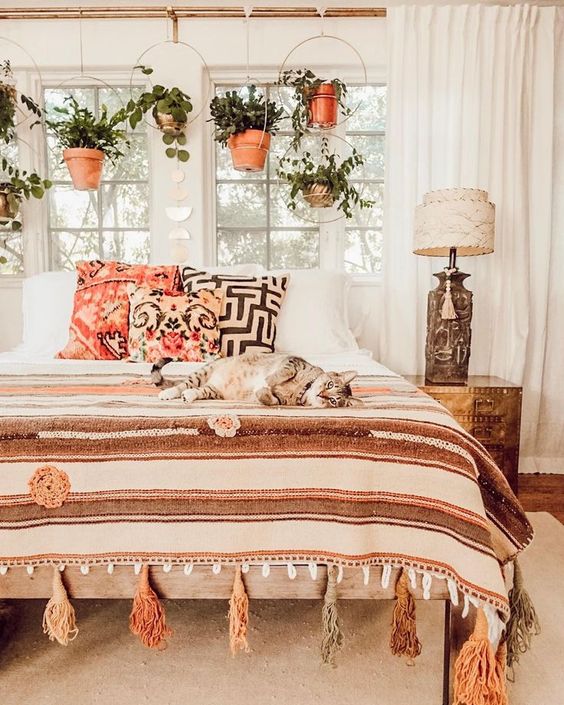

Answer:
[0,385,160,396]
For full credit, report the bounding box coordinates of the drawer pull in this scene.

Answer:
[474,398,495,414]
[473,426,493,440]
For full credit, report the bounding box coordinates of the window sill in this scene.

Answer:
[0,276,24,288]
[349,274,382,287]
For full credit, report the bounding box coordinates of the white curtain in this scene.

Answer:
[380,4,564,473]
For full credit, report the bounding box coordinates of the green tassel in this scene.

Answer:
[321,565,344,666]
[506,559,540,674]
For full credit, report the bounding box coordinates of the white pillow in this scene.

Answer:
[271,269,358,355]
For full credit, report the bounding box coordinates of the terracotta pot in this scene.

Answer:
[63,148,105,191]
[155,112,187,136]
[303,182,335,208]
[0,186,18,224]
[307,84,338,128]
[228,129,271,172]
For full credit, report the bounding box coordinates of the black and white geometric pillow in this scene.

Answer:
[180,267,289,357]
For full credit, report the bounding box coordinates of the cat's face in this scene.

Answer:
[303,370,363,408]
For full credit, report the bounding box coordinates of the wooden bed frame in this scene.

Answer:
[0,563,472,704]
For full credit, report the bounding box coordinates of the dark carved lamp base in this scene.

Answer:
[425,270,473,385]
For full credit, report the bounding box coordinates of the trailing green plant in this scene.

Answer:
[278,69,351,149]
[0,157,52,231]
[46,96,130,164]
[276,138,374,219]
[0,60,42,144]
[128,65,192,162]
[208,85,285,146]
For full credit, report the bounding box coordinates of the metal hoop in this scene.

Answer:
[0,36,44,129]
[277,33,368,132]
[129,39,211,130]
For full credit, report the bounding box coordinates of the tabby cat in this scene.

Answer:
[153,352,363,408]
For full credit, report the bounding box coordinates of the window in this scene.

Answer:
[214,82,386,274]
[44,85,150,270]
[0,139,23,274]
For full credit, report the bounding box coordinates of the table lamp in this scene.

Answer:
[413,188,495,384]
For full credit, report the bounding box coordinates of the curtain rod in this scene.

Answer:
[0,6,387,20]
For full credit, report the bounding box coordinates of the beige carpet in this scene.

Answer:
[1,513,561,705]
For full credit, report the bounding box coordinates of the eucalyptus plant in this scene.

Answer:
[46,96,130,164]
[128,65,192,162]
[208,85,285,146]
[277,138,373,219]
[0,60,42,144]
[0,157,52,231]
[277,68,351,149]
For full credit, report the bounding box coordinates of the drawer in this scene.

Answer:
[455,417,506,444]
[426,389,518,418]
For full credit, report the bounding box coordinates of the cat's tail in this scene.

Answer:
[151,357,173,387]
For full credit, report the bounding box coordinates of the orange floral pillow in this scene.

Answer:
[127,286,223,363]
[57,260,182,360]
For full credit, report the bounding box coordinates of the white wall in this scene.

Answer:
[0,16,386,353]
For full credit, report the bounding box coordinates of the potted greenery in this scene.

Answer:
[0,60,42,144]
[277,138,373,219]
[128,66,192,162]
[278,69,350,148]
[46,96,130,190]
[0,157,52,231]
[209,85,284,172]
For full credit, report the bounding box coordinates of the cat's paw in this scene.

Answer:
[181,389,199,404]
[159,387,180,400]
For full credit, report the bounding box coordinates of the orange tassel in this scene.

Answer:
[228,565,250,655]
[129,565,171,649]
[390,569,421,661]
[42,566,78,646]
[453,608,508,705]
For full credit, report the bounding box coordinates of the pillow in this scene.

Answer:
[57,260,182,360]
[270,269,359,354]
[180,267,289,356]
[127,286,223,363]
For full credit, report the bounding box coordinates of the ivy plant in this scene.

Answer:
[0,157,52,231]
[0,60,42,144]
[208,85,285,147]
[277,68,351,149]
[128,65,192,162]
[276,137,374,219]
[46,96,130,164]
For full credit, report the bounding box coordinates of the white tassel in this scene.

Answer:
[441,274,457,320]
[134,563,142,575]
[422,572,432,599]
[408,568,417,589]
[336,565,344,584]
[262,563,270,578]
[163,563,172,573]
[80,565,89,575]
[107,563,114,575]
[183,563,193,576]
[287,563,297,580]
[241,562,250,574]
[212,563,221,575]
[308,563,318,580]
[362,566,370,585]
[448,579,459,606]
[462,594,470,618]
[0,565,8,576]
[381,564,392,588]
[27,565,35,575]
[58,564,65,573]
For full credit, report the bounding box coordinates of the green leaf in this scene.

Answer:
[177,149,190,162]
[11,220,22,231]
[31,185,44,199]
[162,133,175,145]
[165,147,177,159]
[176,133,187,146]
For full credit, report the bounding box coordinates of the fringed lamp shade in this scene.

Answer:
[413,188,495,257]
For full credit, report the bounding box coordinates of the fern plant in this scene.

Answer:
[0,157,52,231]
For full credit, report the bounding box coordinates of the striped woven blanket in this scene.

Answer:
[0,369,532,622]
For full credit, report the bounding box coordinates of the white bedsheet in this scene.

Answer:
[0,349,398,378]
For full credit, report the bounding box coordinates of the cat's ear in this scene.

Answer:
[345,396,364,407]
[339,370,358,385]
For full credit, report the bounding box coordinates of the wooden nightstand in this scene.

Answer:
[405,376,522,493]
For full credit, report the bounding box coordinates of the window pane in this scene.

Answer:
[344,229,383,274]
[46,135,69,181]
[270,188,309,227]
[101,183,149,228]
[348,135,385,180]
[98,87,146,133]
[44,87,96,114]
[49,186,98,228]
[0,229,24,274]
[346,85,386,131]
[217,229,267,268]
[102,230,150,263]
[217,183,267,228]
[270,230,319,269]
[348,183,384,228]
[104,135,149,180]
[51,231,101,270]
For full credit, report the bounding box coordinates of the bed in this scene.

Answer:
[0,271,534,704]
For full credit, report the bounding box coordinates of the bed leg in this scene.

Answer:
[442,600,472,705]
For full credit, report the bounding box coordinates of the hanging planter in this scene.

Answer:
[278,69,350,149]
[277,138,374,219]
[46,96,130,191]
[128,66,192,162]
[0,60,42,144]
[209,85,284,173]
[0,157,52,230]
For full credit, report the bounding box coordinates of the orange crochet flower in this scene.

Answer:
[28,466,71,508]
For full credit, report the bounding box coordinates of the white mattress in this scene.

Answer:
[0,349,398,378]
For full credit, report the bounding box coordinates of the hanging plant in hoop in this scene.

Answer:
[0,157,52,231]
[208,85,284,172]
[277,137,374,219]
[128,65,192,162]
[0,60,42,144]
[278,69,351,149]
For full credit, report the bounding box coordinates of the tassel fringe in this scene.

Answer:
[42,566,78,646]
[321,565,344,666]
[506,559,540,672]
[228,565,250,655]
[129,565,171,649]
[390,568,421,661]
[453,608,508,705]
